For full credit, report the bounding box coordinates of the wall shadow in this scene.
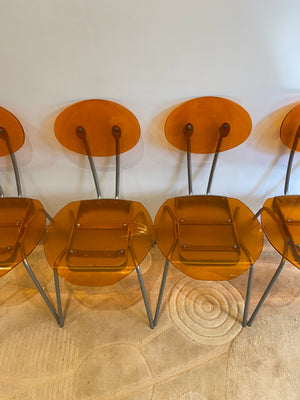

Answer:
[249,101,300,197]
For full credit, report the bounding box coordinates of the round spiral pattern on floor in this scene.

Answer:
[169,278,243,345]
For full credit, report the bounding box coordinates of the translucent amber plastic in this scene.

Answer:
[280,103,300,150]
[0,198,46,278]
[165,97,252,154]
[0,107,24,156]
[261,196,300,269]
[54,99,140,156]
[44,199,153,286]
[155,195,263,280]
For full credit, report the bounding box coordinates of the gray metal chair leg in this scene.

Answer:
[45,210,53,222]
[136,265,154,329]
[247,257,286,326]
[23,258,60,325]
[153,259,170,327]
[242,264,254,327]
[53,270,64,327]
[255,208,262,218]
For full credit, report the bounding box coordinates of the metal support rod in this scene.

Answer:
[23,258,60,325]
[0,127,22,197]
[242,264,255,327]
[255,208,262,218]
[184,124,193,196]
[45,210,53,222]
[284,126,300,195]
[76,126,101,199]
[10,152,22,197]
[112,126,121,199]
[115,152,120,199]
[206,152,220,195]
[87,154,101,198]
[284,149,295,195]
[153,258,170,326]
[136,265,154,329]
[187,149,193,196]
[53,270,64,327]
[206,122,230,195]
[247,257,286,326]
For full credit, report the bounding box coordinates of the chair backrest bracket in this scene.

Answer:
[184,123,193,196]
[206,122,230,195]
[0,127,22,197]
[112,125,121,199]
[76,126,102,199]
[284,125,300,195]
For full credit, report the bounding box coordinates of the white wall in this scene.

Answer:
[0,0,300,218]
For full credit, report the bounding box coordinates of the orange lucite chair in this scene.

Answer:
[154,97,264,327]
[44,100,154,328]
[247,103,300,326]
[0,107,61,325]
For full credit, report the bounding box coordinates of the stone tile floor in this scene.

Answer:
[0,243,299,399]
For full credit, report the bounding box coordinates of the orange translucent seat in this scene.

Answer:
[44,99,154,327]
[153,96,263,328]
[155,196,263,280]
[44,199,153,286]
[260,103,300,269]
[0,106,61,325]
[0,198,45,278]
[261,196,300,268]
[247,103,300,326]
[0,108,45,278]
